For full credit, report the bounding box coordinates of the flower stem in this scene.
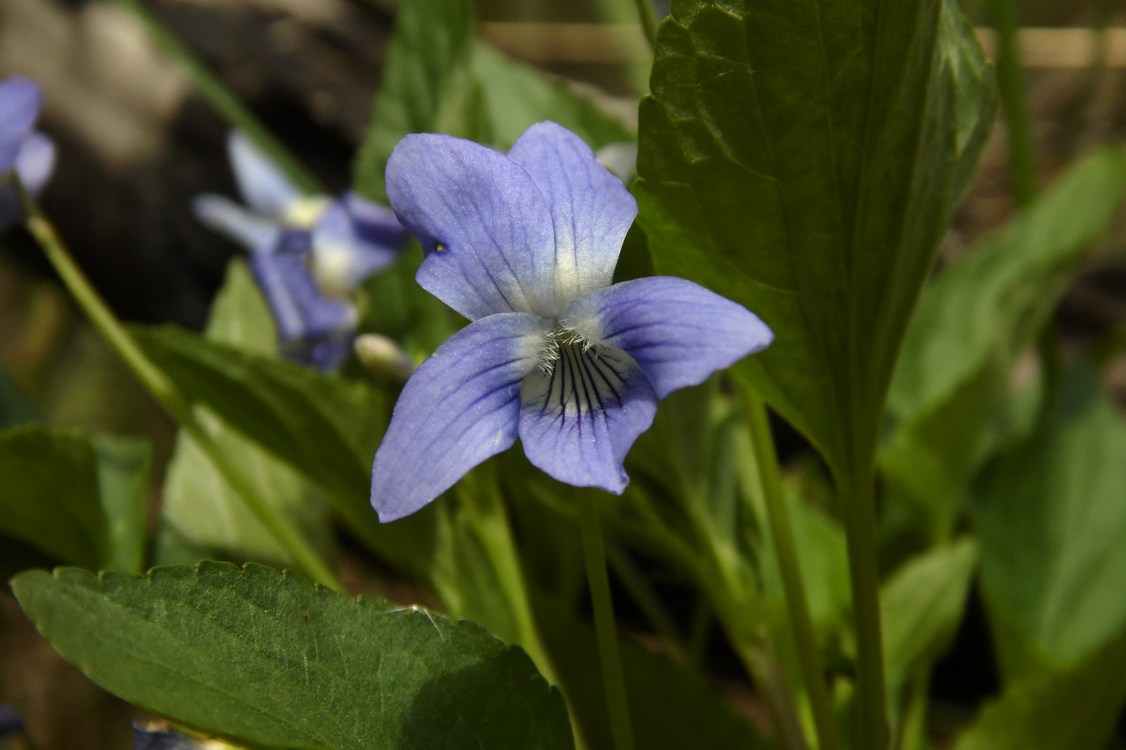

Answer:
[14,179,341,591]
[985,0,1037,206]
[577,488,635,750]
[632,0,659,52]
[840,462,887,750]
[111,0,322,196]
[744,388,840,750]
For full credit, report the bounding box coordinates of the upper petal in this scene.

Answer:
[310,192,409,295]
[372,313,551,521]
[227,131,302,219]
[0,77,42,165]
[386,133,558,320]
[564,276,774,399]
[14,131,55,197]
[192,194,280,252]
[507,122,637,305]
[519,340,657,493]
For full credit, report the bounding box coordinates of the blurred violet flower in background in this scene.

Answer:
[0,76,56,231]
[371,122,772,522]
[0,705,23,742]
[193,132,409,370]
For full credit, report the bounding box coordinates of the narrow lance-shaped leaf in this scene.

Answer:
[635,0,996,478]
[974,363,1126,680]
[12,563,574,750]
[881,147,1126,536]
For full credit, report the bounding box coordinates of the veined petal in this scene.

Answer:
[519,340,657,493]
[193,194,280,253]
[0,77,41,164]
[564,276,773,399]
[507,122,637,305]
[227,131,302,219]
[386,133,558,320]
[372,313,551,521]
[15,131,55,197]
[310,192,408,295]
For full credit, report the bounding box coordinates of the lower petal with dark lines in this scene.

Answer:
[518,341,657,493]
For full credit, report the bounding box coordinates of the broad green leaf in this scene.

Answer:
[635,0,996,478]
[881,539,976,717]
[155,261,333,569]
[133,325,382,504]
[12,563,573,750]
[955,633,1126,750]
[975,364,1126,679]
[0,427,107,568]
[93,434,152,574]
[353,0,632,201]
[882,147,1126,536]
[132,323,439,577]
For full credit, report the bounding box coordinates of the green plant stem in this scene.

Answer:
[745,389,840,750]
[459,487,558,685]
[15,180,340,591]
[632,0,659,52]
[577,488,635,750]
[112,0,322,195]
[987,0,1037,206]
[839,460,888,750]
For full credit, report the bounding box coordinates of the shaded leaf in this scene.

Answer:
[975,363,1126,679]
[881,539,976,715]
[0,427,107,568]
[955,633,1126,750]
[155,261,333,570]
[12,563,573,750]
[353,0,631,201]
[882,147,1126,535]
[635,0,996,478]
[93,434,152,575]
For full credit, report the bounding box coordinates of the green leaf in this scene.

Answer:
[133,325,381,505]
[955,633,1126,750]
[975,363,1126,679]
[353,0,631,201]
[882,147,1126,536]
[155,261,333,570]
[536,598,768,750]
[11,563,573,750]
[881,539,977,716]
[0,427,107,568]
[354,0,474,201]
[635,0,996,477]
[468,43,632,150]
[93,434,152,574]
[132,321,439,576]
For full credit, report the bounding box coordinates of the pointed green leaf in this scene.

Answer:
[881,539,977,715]
[12,563,573,750]
[635,0,996,475]
[975,364,1126,678]
[0,427,107,568]
[353,0,632,201]
[882,147,1126,535]
[93,434,152,574]
[955,634,1126,750]
[155,261,333,569]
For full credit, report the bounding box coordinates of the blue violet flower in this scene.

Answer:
[0,76,56,231]
[193,132,408,370]
[371,122,773,521]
